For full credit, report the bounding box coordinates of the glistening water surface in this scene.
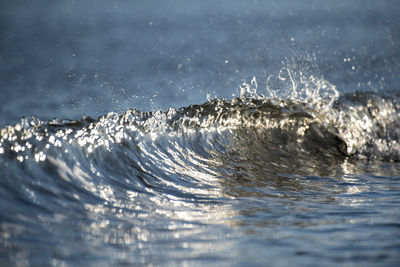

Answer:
[1,1,400,266]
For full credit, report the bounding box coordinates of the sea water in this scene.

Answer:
[1,1,400,266]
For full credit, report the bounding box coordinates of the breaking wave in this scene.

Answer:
[1,70,400,265]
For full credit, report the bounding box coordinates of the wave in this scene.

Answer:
[1,90,400,197]
[1,83,400,265]
[2,90,399,161]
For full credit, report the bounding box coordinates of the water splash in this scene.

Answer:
[240,76,261,99]
[265,55,339,109]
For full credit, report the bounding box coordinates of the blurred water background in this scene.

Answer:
[1,0,399,125]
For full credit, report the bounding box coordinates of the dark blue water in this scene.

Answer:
[1,1,400,266]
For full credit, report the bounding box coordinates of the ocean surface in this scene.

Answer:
[1,0,400,266]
